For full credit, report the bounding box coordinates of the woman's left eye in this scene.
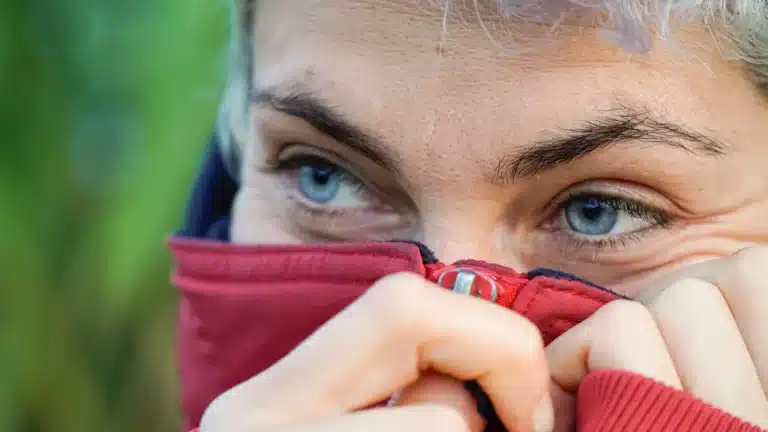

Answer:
[554,195,670,238]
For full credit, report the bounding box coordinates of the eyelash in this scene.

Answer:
[550,191,675,253]
[269,153,677,251]
[269,154,374,216]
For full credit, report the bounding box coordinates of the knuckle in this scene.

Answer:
[363,271,430,330]
[666,277,719,298]
[199,386,242,431]
[590,300,665,347]
[481,311,546,373]
[595,299,655,331]
[730,245,768,266]
[648,278,728,326]
[652,277,725,312]
[726,246,768,284]
[599,299,650,321]
[510,315,546,359]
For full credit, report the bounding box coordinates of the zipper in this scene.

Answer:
[425,261,523,432]
[425,262,524,307]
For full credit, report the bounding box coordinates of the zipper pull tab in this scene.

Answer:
[435,266,499,302]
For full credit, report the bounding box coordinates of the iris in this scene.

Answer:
[565,197,619,235]
[297,164,343,204]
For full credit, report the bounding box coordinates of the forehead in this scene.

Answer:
[250,0,763,185]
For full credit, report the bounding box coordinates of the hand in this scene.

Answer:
[199,272,554,432]
[547,246,768,430]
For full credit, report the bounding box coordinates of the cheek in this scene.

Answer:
[231,187,302,244]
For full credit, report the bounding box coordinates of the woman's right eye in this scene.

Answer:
[269,153,411,241]
[285,157,375,210]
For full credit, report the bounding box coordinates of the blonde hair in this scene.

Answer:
[217,0,768,178]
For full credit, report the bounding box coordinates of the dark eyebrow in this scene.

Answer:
[252,89,399,170]
[494,106,728,183]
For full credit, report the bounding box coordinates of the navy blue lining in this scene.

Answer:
[386,240,438,264]
[526,268,628,299]
[178,134,236,241]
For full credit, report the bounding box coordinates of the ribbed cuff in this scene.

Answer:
[578,369,765,431]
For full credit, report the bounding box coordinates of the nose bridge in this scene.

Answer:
[422,220,489,264]
[418,197,524,268]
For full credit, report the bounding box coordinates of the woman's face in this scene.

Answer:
[231,0,768,294]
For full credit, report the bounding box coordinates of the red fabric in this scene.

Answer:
[169,238,764,432]
[170,238,426,432]
[578,370,765,431]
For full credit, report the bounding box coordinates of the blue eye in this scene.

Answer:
[292,160,371,208]
[564,197,620,235]
[297,164,343,204]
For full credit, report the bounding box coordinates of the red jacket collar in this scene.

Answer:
[169,237,620,430]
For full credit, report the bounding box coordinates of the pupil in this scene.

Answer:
[298,164,342,204]
[565,197,619,235]
[581,199,603,221]
[312,167,333,185]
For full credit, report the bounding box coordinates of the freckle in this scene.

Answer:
[434,45,445,55]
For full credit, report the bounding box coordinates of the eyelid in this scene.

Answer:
[543,180,680,217]
[268,143,415,211]
[276,144,356,171]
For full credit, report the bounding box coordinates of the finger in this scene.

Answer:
[644,278,768,426]
[391,373,486,432]
[635,247,768,394]
[548,381,575,432]
[546,300,682,393]
[238,272,549,432]
[265,404,475,432]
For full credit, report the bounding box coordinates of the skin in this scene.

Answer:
[232,0,768,291]
[210,0,768,430]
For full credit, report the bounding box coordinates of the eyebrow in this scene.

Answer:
[493,106,728,183]
[253,89,727,183]
[252,89,399,171]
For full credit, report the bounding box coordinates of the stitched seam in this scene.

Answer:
[176,250,417,262]
[518,280,543,316]
[171,240,417,261]
[176,252,418,271]
[174,251,420,280]
[177,276,391,290]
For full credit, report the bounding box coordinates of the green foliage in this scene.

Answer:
[1,0,228,430]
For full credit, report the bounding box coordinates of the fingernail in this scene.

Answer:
[532,394,554,432]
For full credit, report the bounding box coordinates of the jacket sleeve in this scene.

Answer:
[577,370,765,431]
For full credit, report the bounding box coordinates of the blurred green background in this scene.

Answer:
[1,1,228,430]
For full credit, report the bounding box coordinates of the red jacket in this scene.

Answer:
[169,238,764,432]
